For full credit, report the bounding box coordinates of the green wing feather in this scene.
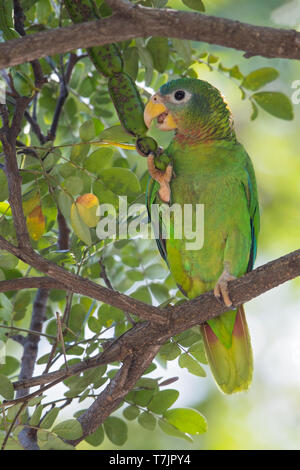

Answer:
[146,176,168,264]
[203,154,259,393]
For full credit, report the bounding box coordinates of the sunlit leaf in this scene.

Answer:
[252,91,294,120]
[242,67,279,91]
[75,193,100,227]
[182,0,205,12]
[70,202,92,245]
[0,373,14,400]
[27,205,45,241]
[163,408,207,435]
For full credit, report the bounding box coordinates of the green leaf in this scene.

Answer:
[138,411,156,431]
[123,405,140,421]
[103,417,128,446]
[84,425,104,447]
[22,0,40,11]
[0,172,9,201]
[53,419,83,440]
[98,125,135,144]
[174,328,201,347]
[79,119,96,142]
[85,148,113,173]
[182,0,205,12]
[138,46,154,86]
[93,180,119,208]
[229,65,244,80]
[163,408,207,435]
[40,434,74,450]
[0,356,20,376]
[147,389,179,414]
[145,264,166,280]
[57,191,73,222]
[29,404,44,426]
[0,373,14,400]
[69,303,86,333]
[127,270,144,281]
[158,418,193,442]
[122,256,139,268]
[98,168,141,197]
[88,316,101,334]
[252,92,294,120]
[123,47,139,81]
[250,101,259,121]
[0,252,18,269]
[159,342,181,361]
[40,407,60,429]
[64,176,84,196]
[131,286,152,304]
[188,342,208,364]
[149,283,169,303]
[207,54,218,64]
[70,203,92,246]
[172,38,192,64]
[147,37,169,73]
[136,377,158,390]
[127,389,154,407]
[242,67,279,91]
[13,290,32,321]
[0,436,24,450]
[178,353,206,377]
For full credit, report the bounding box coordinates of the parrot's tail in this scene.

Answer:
[201,306,253,394]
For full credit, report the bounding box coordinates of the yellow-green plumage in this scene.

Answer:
[147,78,259,394]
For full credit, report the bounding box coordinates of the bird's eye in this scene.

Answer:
[174,90,185,101]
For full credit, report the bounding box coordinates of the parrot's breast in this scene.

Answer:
[164,141,252,298]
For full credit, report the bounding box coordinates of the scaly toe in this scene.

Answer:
[214,271,236,308]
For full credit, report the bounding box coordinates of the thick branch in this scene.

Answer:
[0,232,299,327]
[16,289,49,398]
[0,5,299,69]
[73,344,160,444]
[10,249,300,394]
[0,235,166,324]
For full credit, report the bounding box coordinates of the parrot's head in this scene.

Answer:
[144,78,235,144]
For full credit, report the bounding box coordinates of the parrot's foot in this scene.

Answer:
[214,269,236,307]
[147,153,173,203]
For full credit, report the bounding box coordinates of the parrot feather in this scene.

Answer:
[145,78,259,394]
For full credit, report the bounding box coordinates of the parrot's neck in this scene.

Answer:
[173,97,236,146]
[174,118,236,146]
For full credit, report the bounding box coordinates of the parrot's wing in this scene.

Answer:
[146,176,168,265]
[243,155,260,272]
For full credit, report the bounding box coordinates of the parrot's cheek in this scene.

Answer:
[156,111,177,131]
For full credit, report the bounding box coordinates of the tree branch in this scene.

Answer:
[72,344,161,444]
[9,249,300,395]
[0,230,299,327]
[0,5,299,69]
[16,289,49,398]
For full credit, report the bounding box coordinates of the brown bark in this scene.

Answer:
[0,3,299,70]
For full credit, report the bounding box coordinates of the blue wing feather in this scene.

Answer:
[243,162,260,272]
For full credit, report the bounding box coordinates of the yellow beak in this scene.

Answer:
[144,94,177,131]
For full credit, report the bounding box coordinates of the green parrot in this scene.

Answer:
[144,78,259,394]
